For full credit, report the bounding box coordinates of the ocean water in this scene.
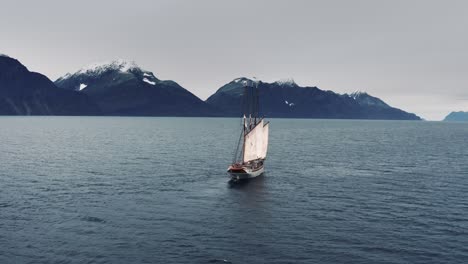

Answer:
[1,117,467,264]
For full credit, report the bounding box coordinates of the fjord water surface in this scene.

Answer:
[1,117,467,264]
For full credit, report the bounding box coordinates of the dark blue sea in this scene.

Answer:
[1,117,467,264]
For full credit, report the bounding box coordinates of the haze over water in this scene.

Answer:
[1,117,467,263]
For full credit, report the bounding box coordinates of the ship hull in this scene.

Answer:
[227,160,265,180]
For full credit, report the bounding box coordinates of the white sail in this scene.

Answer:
[261,122,269,159]
[243,120,269,162]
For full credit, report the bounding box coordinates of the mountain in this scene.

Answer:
[1,55,423,119]
[444,111,468,122]
[206,77,421,120]
[0,55,99,115]
[55,60,215,116]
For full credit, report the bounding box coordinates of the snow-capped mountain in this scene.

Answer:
[0,55,422,119]
[206,77,421,120]
[55,60,215,116]
[56,59,159,92]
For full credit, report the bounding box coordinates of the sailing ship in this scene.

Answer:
[227,80,269,180]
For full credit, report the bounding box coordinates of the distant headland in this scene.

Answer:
[444,111,468,122]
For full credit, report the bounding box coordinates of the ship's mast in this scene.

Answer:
[255,79,259,124]
[236,79,261,164]
[241,84,248,163]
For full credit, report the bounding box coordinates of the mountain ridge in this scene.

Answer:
[206,77,421,120]
[1,54,422,119]
[55,59,217,116]
[0,55,99,115]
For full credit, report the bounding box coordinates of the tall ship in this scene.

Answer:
[227,80,269,180]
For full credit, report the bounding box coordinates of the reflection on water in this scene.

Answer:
[227,174,266,189]
[225,173,269,220]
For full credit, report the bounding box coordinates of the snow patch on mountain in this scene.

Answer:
[79,83,87,91]
[284,100,295,107]
[275,78,297,86]
[345,91,390,109]
[349,91,366,100]
[74,59,139,76]
[143,78,156,85]
[231,77,301,87]
[233,78,251,85]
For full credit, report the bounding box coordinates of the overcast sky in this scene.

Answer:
[2,0,467,120]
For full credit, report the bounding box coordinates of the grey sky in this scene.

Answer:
[2,0,467,120]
